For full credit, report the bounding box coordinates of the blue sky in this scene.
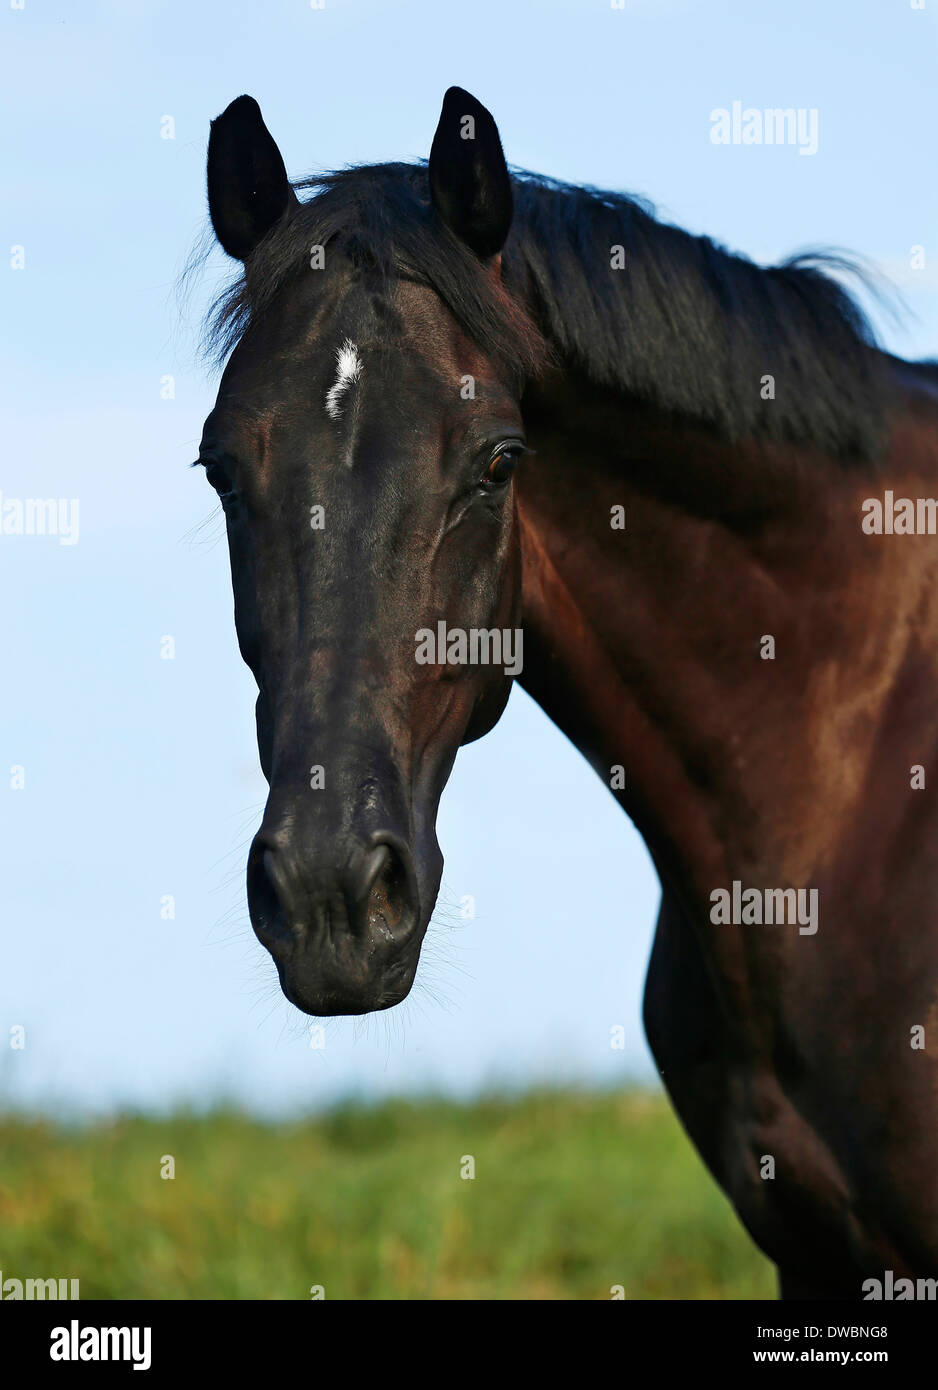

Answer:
[2,0,936,1116]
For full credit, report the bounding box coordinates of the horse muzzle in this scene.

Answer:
[246,827,425,1014]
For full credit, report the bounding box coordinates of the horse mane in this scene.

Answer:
[205,161,892,461]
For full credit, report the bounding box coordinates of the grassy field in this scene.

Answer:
[0,1089,775,1300]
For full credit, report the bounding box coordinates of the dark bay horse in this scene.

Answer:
[198,89,938,1298]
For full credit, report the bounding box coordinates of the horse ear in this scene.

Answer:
[207,95,298,261]
[429,87,513,261]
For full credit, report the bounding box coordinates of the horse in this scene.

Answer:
[197,87,938,1299]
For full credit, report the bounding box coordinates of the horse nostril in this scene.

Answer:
[247,842,292,947]
[248,828,420,959]
[357,839,417,943]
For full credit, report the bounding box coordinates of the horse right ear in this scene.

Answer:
[207,96,298,261]
[429,87,513,261]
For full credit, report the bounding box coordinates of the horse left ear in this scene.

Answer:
[429,87,513,261]
[207,95,298,261]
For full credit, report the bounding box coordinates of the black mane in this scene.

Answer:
[207,162,892,460]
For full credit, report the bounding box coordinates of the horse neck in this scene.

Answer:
[515,366,938,907]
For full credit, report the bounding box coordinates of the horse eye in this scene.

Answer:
[204,460,234,498]
[480,443,525,491]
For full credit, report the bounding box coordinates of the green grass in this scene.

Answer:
[0,1089,775,1299]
